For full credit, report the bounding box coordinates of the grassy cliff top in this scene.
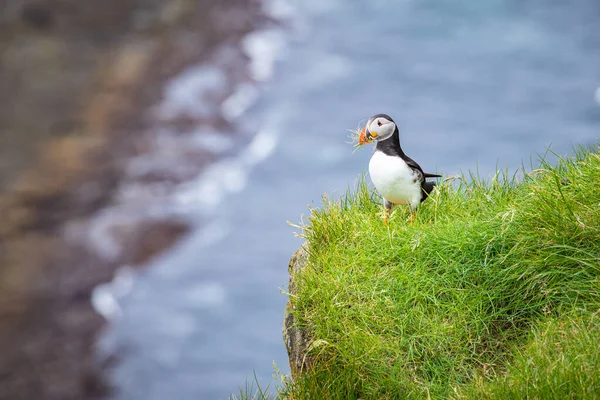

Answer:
[284,146,600,399]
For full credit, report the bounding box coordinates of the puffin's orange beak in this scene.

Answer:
[358,126,371,145]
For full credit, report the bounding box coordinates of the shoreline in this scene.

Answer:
[0,1,280,398]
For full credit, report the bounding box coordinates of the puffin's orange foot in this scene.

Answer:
[380,207,390,225]
[409,213,416,225]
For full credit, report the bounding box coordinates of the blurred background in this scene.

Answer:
[0,0,598,399]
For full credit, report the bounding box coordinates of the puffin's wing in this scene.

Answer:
[402,155,425,176]
[402,155,442,179]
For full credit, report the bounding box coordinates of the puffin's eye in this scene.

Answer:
[377,120,382,127]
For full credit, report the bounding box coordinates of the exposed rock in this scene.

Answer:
[283,244,314,380]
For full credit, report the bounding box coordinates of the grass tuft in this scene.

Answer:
[347,122,367,151]
[456,313,600,399]
[286,145,600,399]
[231,364,291,400]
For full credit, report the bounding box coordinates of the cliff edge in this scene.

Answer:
[282,244,312,380]
[281,146,600,399]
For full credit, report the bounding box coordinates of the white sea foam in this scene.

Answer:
[85,209,128,261]
[172,162,235,212]
[241,128,278,164]
[189,128,235,153]
[156,65,228,119]
[81,0,294,320]
[243,29,287,82]
[221,83,260,121]
[172,128,279,215]
[91,266,136,321]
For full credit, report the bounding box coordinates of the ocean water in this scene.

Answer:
[100,1,600,399]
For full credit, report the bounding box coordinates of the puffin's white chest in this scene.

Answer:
[368,151,422,208]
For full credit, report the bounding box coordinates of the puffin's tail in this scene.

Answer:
[423,172,442,178]
[421,181,437,202]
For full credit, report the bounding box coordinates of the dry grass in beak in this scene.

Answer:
[348,123,368,152]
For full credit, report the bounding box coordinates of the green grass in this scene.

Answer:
[457,313,600,399]
[230,372,272,400]
[283,146,600,399]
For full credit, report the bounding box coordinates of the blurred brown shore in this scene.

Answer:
[0,1,265,398]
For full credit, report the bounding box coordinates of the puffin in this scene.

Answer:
[357,113,441,224]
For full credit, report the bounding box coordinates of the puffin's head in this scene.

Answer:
[358,114,396,145]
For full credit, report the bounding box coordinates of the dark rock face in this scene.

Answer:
[283,244,314,380]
